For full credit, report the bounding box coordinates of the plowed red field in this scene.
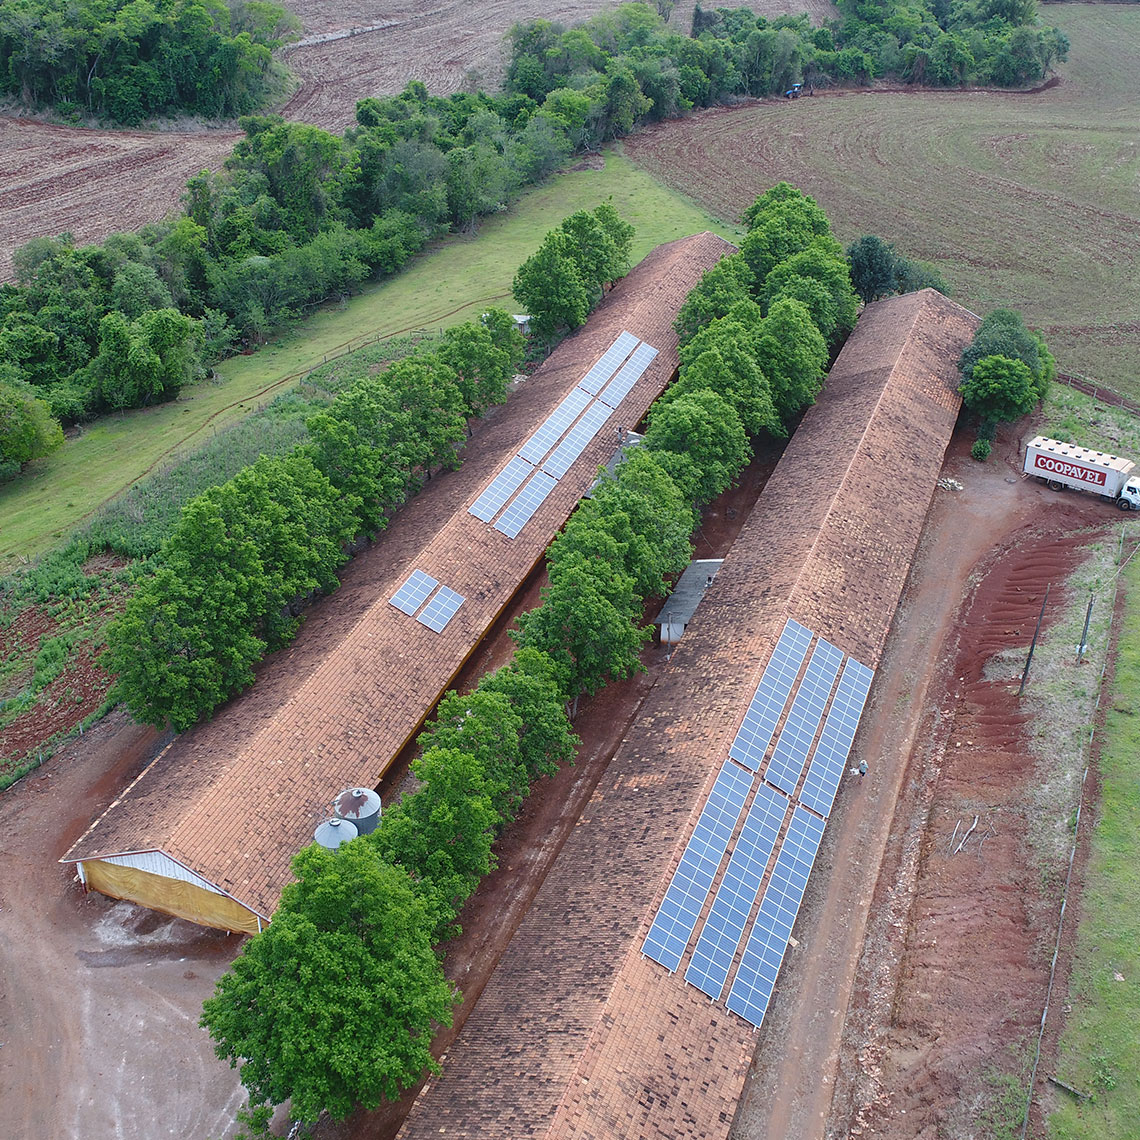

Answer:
[0,118,238,282]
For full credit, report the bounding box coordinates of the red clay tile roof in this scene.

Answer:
[396,289,979,1140]
[60,232,737,920]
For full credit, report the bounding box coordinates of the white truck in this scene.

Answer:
[1023,436,1140,510]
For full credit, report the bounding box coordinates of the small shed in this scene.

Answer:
[587,429,644,497]
[654,559,723,645]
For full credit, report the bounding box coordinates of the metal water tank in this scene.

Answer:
[334,787,382,835]
[313,817,358,850]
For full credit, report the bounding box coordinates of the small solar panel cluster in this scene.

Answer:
[467,331,658,538]
[388,569,465,633]
[641,617,875,1030]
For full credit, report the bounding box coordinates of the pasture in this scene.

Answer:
[624,4,1140,396]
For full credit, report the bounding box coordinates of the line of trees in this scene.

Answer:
[104,309,525,731]
[0,0,296,123]
[507,0,1068,127]
[201,185,860,1128]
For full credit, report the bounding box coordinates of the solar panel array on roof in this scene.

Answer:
[494,470,559,539]
[416,585,465,633]
[520,387,593,464]
[389,569,439,616]
[685,783,788,1000]
[468,455,534,523]
[725,805,826,1027]
[729,620,812,772]
[799,658,874,818]
[466,332,660,538]
[642,617,878,1032]
[764,639,844,797]
[642,761,752,973]
[578,330,639,395]
[598,342,659,409]
[543,401,614,479]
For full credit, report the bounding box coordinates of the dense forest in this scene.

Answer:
[0,0,296,123]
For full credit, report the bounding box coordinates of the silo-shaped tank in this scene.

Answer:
[313,817,358,850]
[334,787,382,835]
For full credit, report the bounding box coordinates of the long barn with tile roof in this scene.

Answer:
[395,288,978,1140]
[61,232,736,934]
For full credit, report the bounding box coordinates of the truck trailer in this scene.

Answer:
[1023,436,1140,510]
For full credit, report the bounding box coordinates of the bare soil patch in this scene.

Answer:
[0,117,238,282]
[822,428,1113,1140]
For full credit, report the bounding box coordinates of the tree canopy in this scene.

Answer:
[201,842,455,1123]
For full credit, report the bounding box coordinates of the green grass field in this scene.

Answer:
[623,4,1140,396]
[0,153,738,569]
[1047,524,1140,1138]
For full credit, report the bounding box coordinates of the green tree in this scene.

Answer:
[959,308,1053,400]
[477,647,579,781]
[383,356,468,473]
[846,235,899,305]
[436,320,514,418]
[512,230,591,337]
[201,843,455,1123]
[372,746,500,937]
[960,354,1038,423]
[642,388,751,505]
[557,210,620,302]
[0,372,64,480]
[306,377,413,536]
[587,448,695,598]
[674,254,754,346]
[752,297,829,423]
[514,551,648,702]
[676,316,780,436]
[760,241,858,343]
[417,690,526,822]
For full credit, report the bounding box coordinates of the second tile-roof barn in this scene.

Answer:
[60,231,736,935]
[395,288,979,1140]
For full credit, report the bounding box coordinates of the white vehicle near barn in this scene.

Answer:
[1023,435,1140,510]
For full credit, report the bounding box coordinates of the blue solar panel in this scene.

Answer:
[726,805,826,1028]
[416,585,465,633]
[597,342,659,409]
[542,400,613,479]
[494,469,559,539]
[764,640,844,796]
[519,388,592,464]
[643,761,752,973]
[799,656,874,818]
[686,784,788,1000]
[729,620,813,772]
[468,455,534,523]
[578,331,640,395]
[389,569,438,616]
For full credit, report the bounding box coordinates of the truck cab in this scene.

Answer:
[1121,478,1140,510]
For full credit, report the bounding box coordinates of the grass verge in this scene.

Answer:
[1047,521,1140,1138]
[0,151,738,569]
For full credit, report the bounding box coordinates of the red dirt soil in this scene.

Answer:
[815,428,1112,1140]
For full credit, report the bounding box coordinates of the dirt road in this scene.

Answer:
[732,424,1108,1140]
[0,710,249,1139]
